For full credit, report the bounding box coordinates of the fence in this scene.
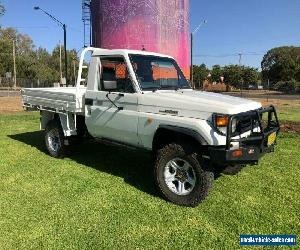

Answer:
[0,77,55,90]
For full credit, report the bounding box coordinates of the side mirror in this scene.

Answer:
[103,80,117,91]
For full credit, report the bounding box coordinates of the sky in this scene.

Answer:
[0,0,300,69]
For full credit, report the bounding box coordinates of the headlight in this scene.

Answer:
[231,118,237,133]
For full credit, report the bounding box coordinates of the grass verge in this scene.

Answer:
[276,107,300,122]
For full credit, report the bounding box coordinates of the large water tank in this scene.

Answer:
[91,0,190,78]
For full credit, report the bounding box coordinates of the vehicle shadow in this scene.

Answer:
[8,131,158,198]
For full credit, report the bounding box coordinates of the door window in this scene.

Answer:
[98,56,135,93]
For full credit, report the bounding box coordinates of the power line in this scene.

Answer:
[194,52,266,58]
[194,54,236,58]
[9,26,51,29]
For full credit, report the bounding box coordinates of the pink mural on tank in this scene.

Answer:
[91,0,190,78]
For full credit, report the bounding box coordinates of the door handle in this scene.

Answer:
[118,93,125,97]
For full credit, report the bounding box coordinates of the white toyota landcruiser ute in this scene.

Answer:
[22,48,280,207]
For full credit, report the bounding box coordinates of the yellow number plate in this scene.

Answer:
[267,132,277,146]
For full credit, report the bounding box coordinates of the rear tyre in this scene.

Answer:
[154,143,214,207]
[45,120,67,158]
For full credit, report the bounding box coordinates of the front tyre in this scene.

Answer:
[154,143,214,207]
[45,120,66,158]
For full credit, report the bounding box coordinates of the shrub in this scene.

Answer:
[274,79,300,93]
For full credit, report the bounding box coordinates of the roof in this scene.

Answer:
[91,47,174,59]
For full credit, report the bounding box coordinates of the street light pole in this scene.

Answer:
[239,52,243,97]
[34,6,68,86]
[191,20,207,89]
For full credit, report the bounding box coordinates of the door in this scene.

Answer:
[85,55,139,146]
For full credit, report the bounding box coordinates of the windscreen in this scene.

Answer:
[129,54,191,91]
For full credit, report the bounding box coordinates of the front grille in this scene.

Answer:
[233,114,259,136]
[237,117,252,133]
[226,106,280,150]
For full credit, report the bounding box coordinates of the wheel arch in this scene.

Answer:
[40,110,56,130]
[41,111,79,137]
[152,125,208,152]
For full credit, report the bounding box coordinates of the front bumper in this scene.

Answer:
[209,105,280,165]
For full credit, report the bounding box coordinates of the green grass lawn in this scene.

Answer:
[277,107,300,122]
[0,112,299,249]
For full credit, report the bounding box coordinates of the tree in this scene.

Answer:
[211,65,223,83]
[0,27,34,54]
[0,1,5,17]
[0,27,36,79]
[242,66,259,85]
[274,79,299,93]
[51,45,79,84]
[209,65,259,89]
[261,46,300,84]
[222,65,243,88]
[192,63,260,90]
[0,26,79,87]
[0,31,13,77]
[193,64,209,89]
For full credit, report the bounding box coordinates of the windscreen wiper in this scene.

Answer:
[160,85,180,91]
[152,87,161,92]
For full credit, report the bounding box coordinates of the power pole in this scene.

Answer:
[59,40,63,84]
[37,49,40,87]
[238,53,242,66]
[63,24,68,86]
[12,40,17,90]
[239,53,243,97]
[73,59,76,85]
